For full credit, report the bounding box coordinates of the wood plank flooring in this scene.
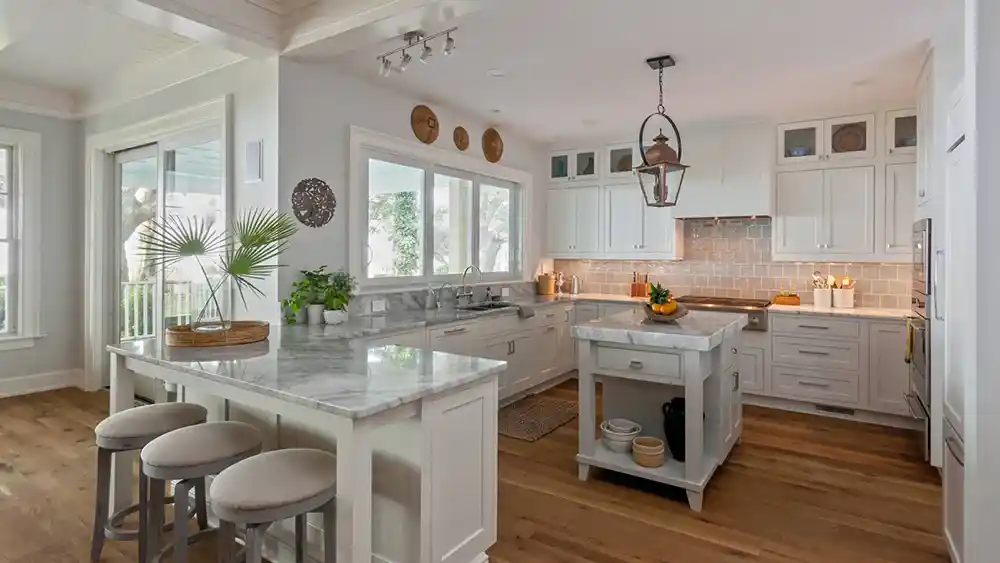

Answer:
[0,382,946,563]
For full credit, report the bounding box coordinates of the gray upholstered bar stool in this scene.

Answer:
[140,421,263,563]
[91,402,208,563]
[210,449,338,563]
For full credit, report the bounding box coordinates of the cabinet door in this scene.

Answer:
[886,108,918,157]
[728,363,742,449]
[868,323,909,416]
[643,205,679,254]
[944,144,970,436]
[549,152,571,183]
[606,142,637,179]
[738,347,765,394]
[482,337,515,398]
[546,189,576,253]
[573,149,599,182]
[778,120,824,165]
[574,187,601,252]
[825,166,875,254]
[825,114,875,161]
[605,184,645,252]
[883,163,916,255]
[774,170,824,254]
[943,422,964,563]
[509,331,538,392]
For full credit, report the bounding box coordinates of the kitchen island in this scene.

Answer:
[572,310,747,511]
[107,327,507,563]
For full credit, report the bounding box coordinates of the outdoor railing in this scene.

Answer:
[120,280,220,341]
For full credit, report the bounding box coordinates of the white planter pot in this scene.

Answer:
[323,309,348,325]
[813,289,832,310]
[307,304,326,325]
[832,288,855,309]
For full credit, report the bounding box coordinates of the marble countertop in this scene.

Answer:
[767,304,911,320]
[108,327,506,420]
[571,310,748,351]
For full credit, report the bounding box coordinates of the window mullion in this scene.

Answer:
[471,177,481,270]
[423,165,434,277]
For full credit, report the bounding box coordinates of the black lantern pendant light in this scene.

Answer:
[635,55,689,208]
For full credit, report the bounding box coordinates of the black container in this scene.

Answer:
[661,398,686,462]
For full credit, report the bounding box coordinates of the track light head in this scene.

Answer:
[420,42,432,64]
[443,34,455,56]
[379,57,392,76]
[400,51,412,71]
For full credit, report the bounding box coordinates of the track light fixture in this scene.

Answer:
[375,27,457,77]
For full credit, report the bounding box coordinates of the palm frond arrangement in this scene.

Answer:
[138,208,298,329]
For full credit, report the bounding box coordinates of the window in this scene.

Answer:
[0,145,13,335]
[362,150,523,285]
[0,127,41,348]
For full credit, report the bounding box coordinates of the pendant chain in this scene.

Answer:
[657,64,666,114]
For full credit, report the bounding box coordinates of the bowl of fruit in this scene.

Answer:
[643,283,688,323]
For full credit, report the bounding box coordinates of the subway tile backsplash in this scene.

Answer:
[555,218,913,309]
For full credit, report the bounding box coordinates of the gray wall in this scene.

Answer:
[0,109,83,380]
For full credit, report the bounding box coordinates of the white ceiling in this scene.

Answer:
[336,0,957,142]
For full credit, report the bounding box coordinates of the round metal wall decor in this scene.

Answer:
[482,127,504,163]
[411,105,440,144]
[453,126,470,151]
[291,177,336,228]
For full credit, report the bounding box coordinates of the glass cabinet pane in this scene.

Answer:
[830,120,868,154]
[551,154,569,179]
[609,147,634,174]
[894,115,918,149]
[783,127,818,158]
[575,151,596,177]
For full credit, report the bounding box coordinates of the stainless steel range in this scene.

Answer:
[674,296,771,331]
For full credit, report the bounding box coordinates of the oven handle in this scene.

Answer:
[933,249,944,321]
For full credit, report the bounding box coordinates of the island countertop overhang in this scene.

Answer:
[571,310,749,351]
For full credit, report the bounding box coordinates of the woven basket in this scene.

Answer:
[165,321,270,348]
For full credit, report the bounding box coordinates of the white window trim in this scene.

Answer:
[0,127,42,350]
[349,126,534,290]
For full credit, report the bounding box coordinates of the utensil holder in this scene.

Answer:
[832,288,855,308]
[813,288,832,310]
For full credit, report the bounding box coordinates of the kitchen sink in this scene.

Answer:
[457,301,516,311]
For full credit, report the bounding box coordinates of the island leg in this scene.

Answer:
[686,490,704,512]
[683,351,705,482]
[577,341,597,482]
[335,421,373,563]
[109,353,136,515]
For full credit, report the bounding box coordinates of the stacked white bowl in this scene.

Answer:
[600,418,642,453]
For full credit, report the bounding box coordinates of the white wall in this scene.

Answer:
[275,59,547,296]
[0,109,83,383]
[85,58,282,323]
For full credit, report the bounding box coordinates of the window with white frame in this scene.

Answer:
[0,127,41,347]
[362,149,522,285]
[0,145,14,334]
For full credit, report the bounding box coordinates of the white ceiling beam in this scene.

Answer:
[81,0,283,57]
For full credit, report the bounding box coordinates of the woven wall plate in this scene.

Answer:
[482,127,504,163]
[454,126,469,151]
[291,177,336,228]
[411,105,440,144]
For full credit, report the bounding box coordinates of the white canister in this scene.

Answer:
[307,303,326,325]
[323,309,348,325]
[832,288,855,309]
[813,288,832,310]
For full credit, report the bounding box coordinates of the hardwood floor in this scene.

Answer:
[0,382,946,563]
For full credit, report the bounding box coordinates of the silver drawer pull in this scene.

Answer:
[945,436,965,466]
[628,360,644,370]
[797,349,831,356]
[797,380,831,388]
[443,327,468,335]
[798,324,830,330]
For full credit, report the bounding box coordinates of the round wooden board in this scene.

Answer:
[453,126,469,151]
[482,127,504,163]
[411,104,440,144]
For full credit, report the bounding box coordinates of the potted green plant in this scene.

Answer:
[322,269,356,325]
[294,266,332,326]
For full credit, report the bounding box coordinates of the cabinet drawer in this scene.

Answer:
[430,322,479,341]
[772,366,860,405]
[771,315,861,340]
[595,346,681,381]
[773,336,860,371]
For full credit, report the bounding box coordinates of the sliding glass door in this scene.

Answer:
[116,145,159,343]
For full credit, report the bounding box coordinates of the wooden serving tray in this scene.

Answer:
[642,303,689,324]
[165,321,270,347]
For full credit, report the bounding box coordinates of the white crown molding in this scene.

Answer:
[0,77,78,119]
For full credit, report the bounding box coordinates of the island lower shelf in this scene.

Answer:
[576,444,721,492]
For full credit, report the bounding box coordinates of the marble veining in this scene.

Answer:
[108,326,506,420]
[572,310,748,351]
[768,304,911,320]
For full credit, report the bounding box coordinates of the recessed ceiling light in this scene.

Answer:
[491,108,502,114]
[488,69,506,78]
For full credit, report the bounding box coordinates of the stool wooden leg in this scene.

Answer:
[138,465,148,563]
[322,501,337,563]
[194,477,209,531]
[174,480,191,563]
[147,478,165,560]
[90,447,112,563]
[217,520,236,563]
[295,514,306,563]
[245,524,265,563]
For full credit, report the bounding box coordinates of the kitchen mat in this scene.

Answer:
[498,395,577,442]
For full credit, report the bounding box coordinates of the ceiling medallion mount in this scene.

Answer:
[377,27,457,77]
[635,54,689,208]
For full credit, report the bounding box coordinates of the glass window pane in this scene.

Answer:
[0,147,8,194]
[0,241,8,333]
[0,193,7,238]
[368,158,424,278]
[479,183,512,273]
[119,154,158,341]
[432,173,472,275]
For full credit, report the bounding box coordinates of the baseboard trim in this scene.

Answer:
[0,369,82,398]
[744,394,921,430]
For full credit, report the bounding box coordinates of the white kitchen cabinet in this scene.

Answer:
[886,108,918,157]
[738,347,765,394]
[605,184,645,252]
[546,186,600,256]
[550,149,599,183]
[773,166,875,260]
[726,363,742,451]
[882,163,917,255]
[777,114,875,165]
[943,420,964,563]
[605,142,638,180]
[945,83,965,153]
[778,120,825,165]
[868,323,909,416]
[481,337,515,397]
[944,142,969,438]
[916,59,934,206]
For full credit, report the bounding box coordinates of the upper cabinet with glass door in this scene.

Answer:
[886,108,918,157]
[549,149,599,183]
[605,142,638,180]
[777,114,876,165]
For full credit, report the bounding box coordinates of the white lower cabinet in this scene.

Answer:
[738,347,765,394]
[868,323,910,416]
[943,420,964,563]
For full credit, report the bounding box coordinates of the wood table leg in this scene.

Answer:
[335,421,373,563]
[109,353,136,515]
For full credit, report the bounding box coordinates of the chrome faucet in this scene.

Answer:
[457,265,483,305]
[433,282,455,308]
